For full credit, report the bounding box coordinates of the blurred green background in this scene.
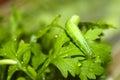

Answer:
[1,0,120,44]
[0,0,120,79]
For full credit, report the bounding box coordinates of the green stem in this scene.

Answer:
[22,66,36,80]
[36,57,51,79]
[17,59,37,80]
[0,59,17,65]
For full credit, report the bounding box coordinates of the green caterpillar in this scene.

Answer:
[65,15,94,58]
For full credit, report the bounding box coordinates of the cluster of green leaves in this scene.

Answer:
[0,8,112,80]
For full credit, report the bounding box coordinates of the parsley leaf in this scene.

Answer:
[31,43,47,70]
[79,59,104,80]
[0,41,16,59]
[84,28,103,40]
[51,31,84,78]
[52,57,80,78]
[0,40,37,80]
[89,42,111,63]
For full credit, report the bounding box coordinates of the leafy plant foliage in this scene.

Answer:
[0,9,112,80]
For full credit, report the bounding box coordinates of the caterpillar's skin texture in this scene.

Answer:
[65,15,93,58]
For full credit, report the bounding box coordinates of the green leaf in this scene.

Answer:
[79,73,88,80]
[84,28,103,40]
[89,42,111,63]
[0,40,35,79]
[78,22,115,29]
[16,77,26,80]
[17,40,30,61]
[37,15,61,38]
[79,59,104,80]
[59,42,84,57]
[22,50,31,66]
[52,57,80,78]
[51,30,84,78]
[7,65,18,80]
[52,31,70,55]
[0,41,16,59]
[27,65,37,78]
[41,27,62,52]
[31,43,47,70]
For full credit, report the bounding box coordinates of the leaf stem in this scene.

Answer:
[36,57,51,79]
[0,59,17,65]
[22,66,36,80]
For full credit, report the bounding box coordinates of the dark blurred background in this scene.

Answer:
[0,0,120,80]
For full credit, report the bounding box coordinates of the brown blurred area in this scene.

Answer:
[0,0,11,5]
[0,0,12,16]
[108,42,120,80]
[0,0,27,20]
